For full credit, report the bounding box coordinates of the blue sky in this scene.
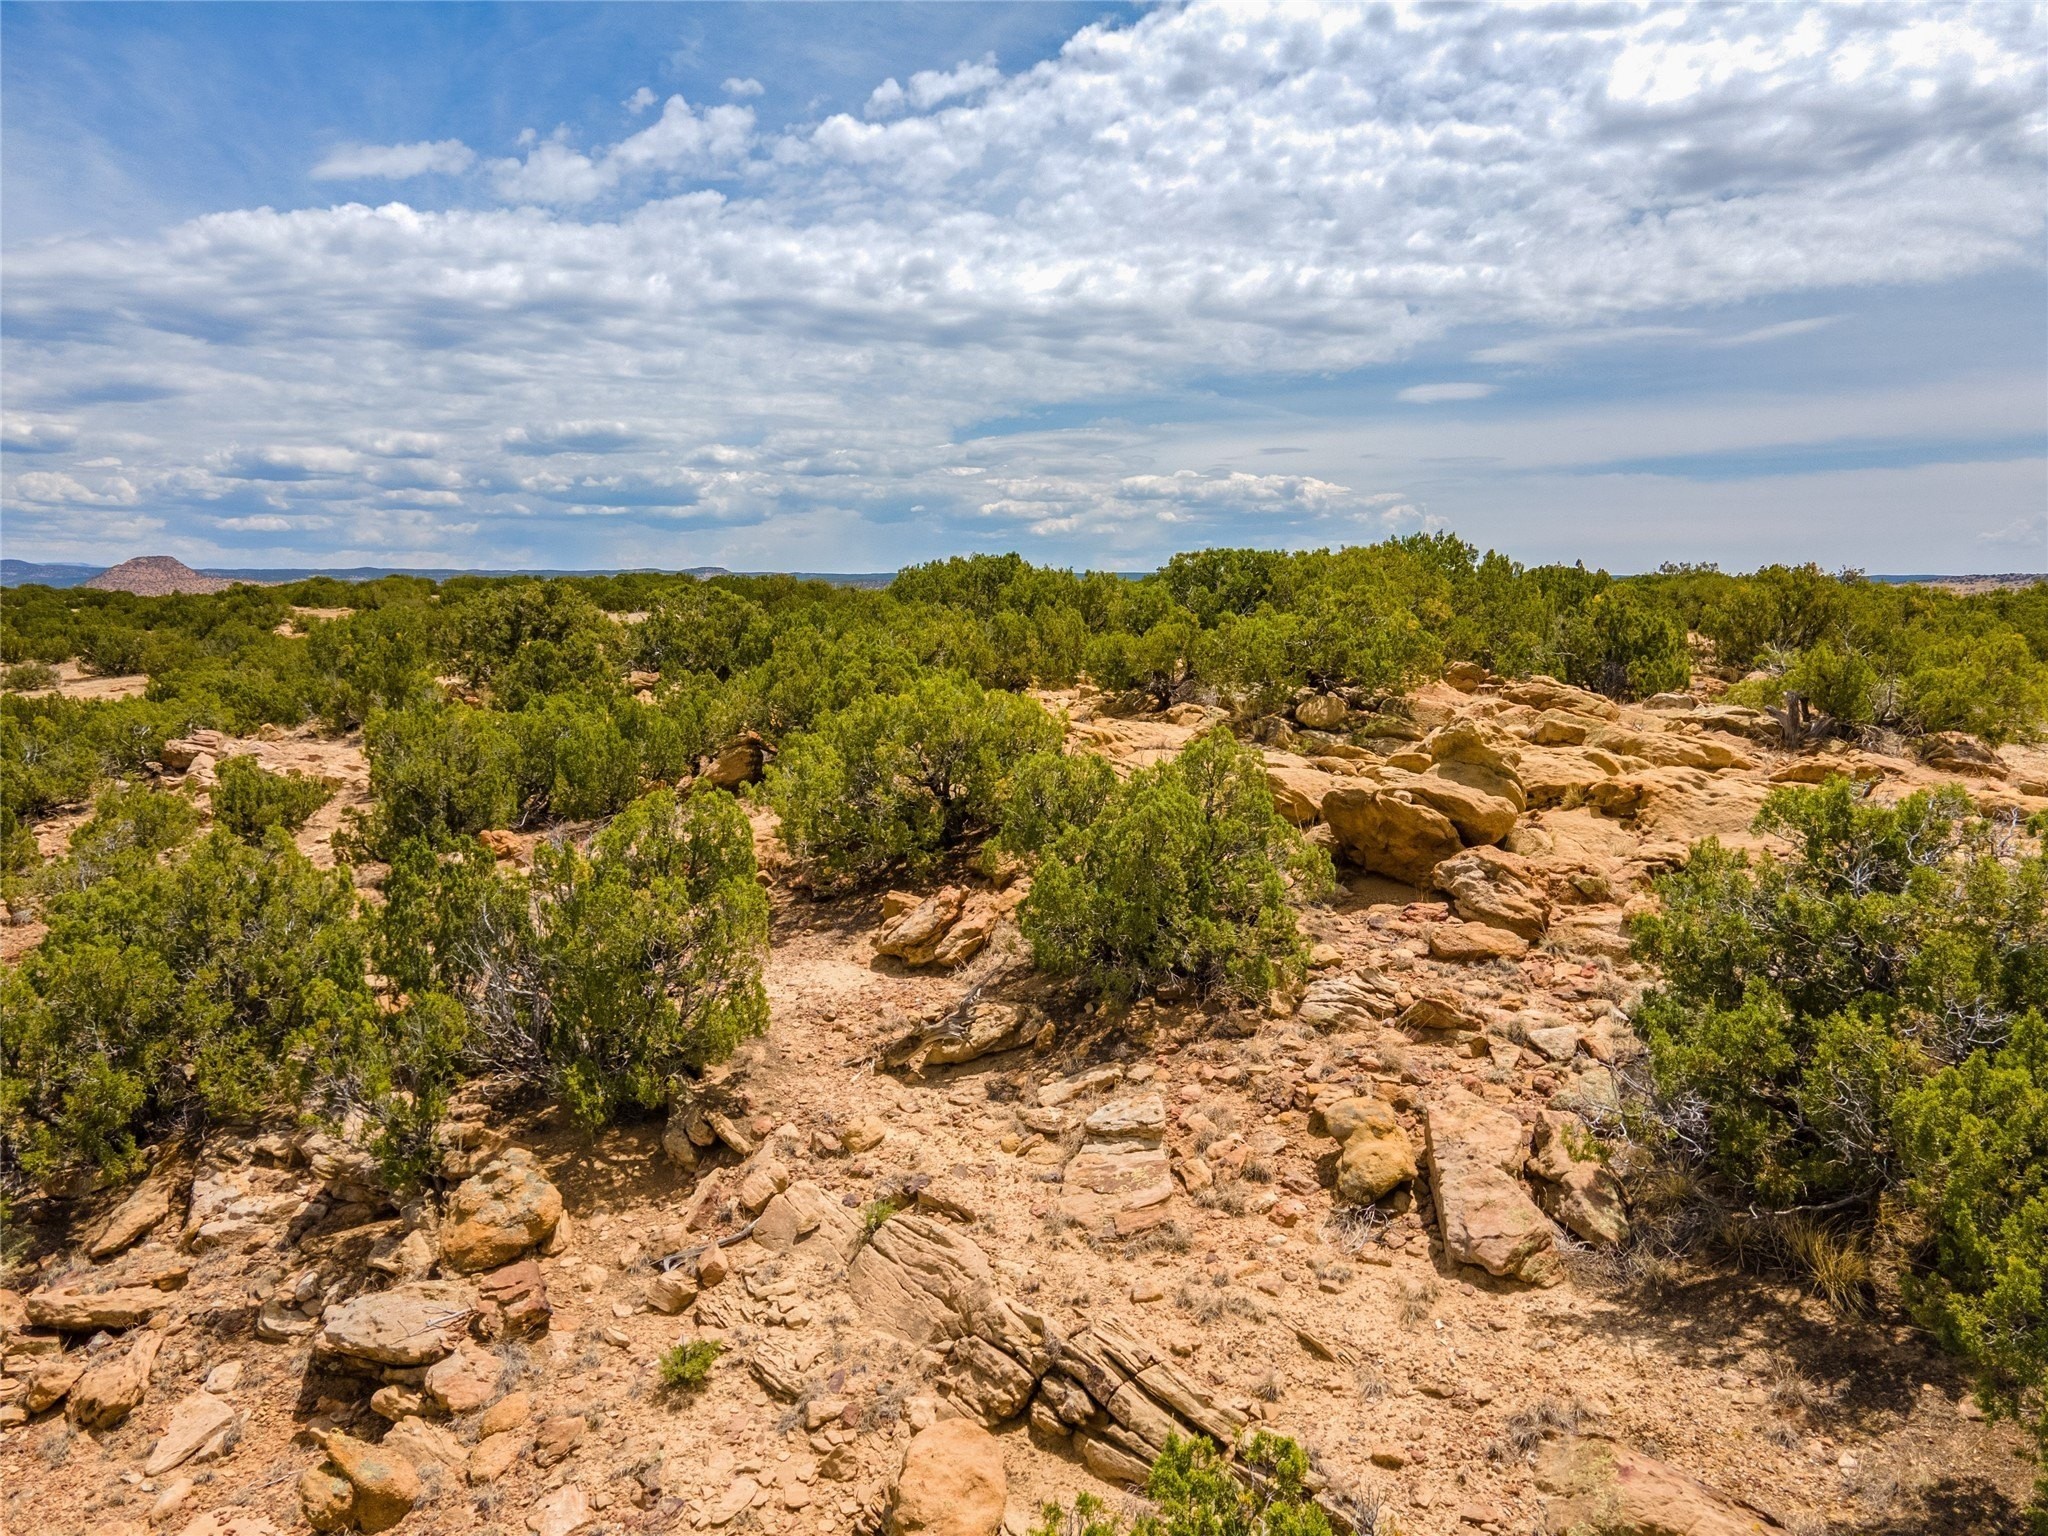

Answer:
[3,1,2043,575]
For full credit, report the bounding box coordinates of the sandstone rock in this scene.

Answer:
[424,1341,500,1414]
[884,1002,1041,1072]
[145,1391,237,1475]
[88,1177,175,1259]
[325,1431,421,1534]
[1424,1091,1560,1285]
[1294,693,1350,730]
[439,1149,563,1273]
[1501,676,1620,720]
[1523,1024,1582,1064]
[1920,730,2007,779]
[1444,661,1489,692]
[314,1280,475,1367]
[1398,993,1482,1033]
[1297,972,1400,1030]
[1064,1146,1174,1209]
[1409,761,1522,844]
[703,732,769,790]
[299,1466,355,1533]
[474,1258,551,1337]
[26,1355,86,1412]
[68,1331,162,1428]
[736,1156,791,1215]
[1432,846,1548,938]
[707,1477,760,1526]
[1331,1101,1417,1204]
[1529,711,1594,746]
[890,1419,1006,1535]
[1082,1095,1166,1141]
[533,1412,587,1466]
[26,1284,169,1332]
[1427,922,1528,962]
[1527,1111,1629,1247]
[467,1430,526,1484]
[849,1215,997,1345]
[479,1390,532,1437]
[875,888,967,965]
[930,894,1000,969]
[1323,786,1464,885]
[1265,764,1335,826]
[755,1180,864,1258]
[1534,1436,1774,1535]
[645,1272,699,1314]
[527,1484,592,1536]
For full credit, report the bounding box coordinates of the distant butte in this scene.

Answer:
[82,556,235,596]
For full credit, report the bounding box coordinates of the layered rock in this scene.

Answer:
[1424,1092,1560,1285]
[1534,1436,1777,1535]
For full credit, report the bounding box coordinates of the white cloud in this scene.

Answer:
[311,139,475,180]
[2,417,78,453]
[868,54,1001,118]
[1708,317,1842,348]
[1398,383,1497,404]
[13,471,139,506]
[489,96,754,204]
[4,0,2042,569]
[722,77,763,99]
[624,87,657,114]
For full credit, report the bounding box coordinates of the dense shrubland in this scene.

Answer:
[1633,780,2048,1500]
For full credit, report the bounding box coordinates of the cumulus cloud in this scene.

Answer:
[312,139,475,180]
[624,86,657,114]
[489,96,754,204]
[867,54,1001,117]
[14,470,139,506]
[3,1,2042,567]
[2,417,79,453]
[722,77,763,99]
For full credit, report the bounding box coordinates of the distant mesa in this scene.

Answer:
[83,556,234,596]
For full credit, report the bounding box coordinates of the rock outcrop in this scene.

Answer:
[1424,1092,1560,1285]
[1534,1436,1779,1535]
[888,1419,1006,1535]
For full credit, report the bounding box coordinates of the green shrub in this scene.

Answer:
[1020,731,1330,1003]
[445,580,624,710]
[512,696,646,821]
[1,828,375,1187]
[212,755,334,843]
[306,604,437,727]
[1,661,58,692]
[1561,585,1690,701]
[379,786,769,1129]
[1029,1431,1333,1535]
[358,703,520,851]
[657,1338,722,1392]
[1633,780,2048,1505]
[767,672,1061,888]
[987,750,1118,863]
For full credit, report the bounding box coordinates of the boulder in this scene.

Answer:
[1534,1436,1776,1535]
[1527,1111,1629,1247]
[1398,993,1482,1033]
[1444,661,1489,692]
[145,1390,237,1475]
[298,1467,355,1533]
[1328,1099,1417,1204]
[1323,786,1464,885]
[753,1180,863,1259]
[889,1419,1006,1535]
[883,1002,1042,1071]
[88,1177,175,1259]
[474,1258,551,1338]
[1500,676,1620,720]
[735,1156,791,1215]
[439,1149,562,1273]
[1294,693,1350,730]
[1529,711,1594,747]
[1082,1095,1166,1142]
[1920,731,2007,780]
[314,1280,476,1367]
[1409,760,1522,845]
[467,1430,526,1484]
[1296,972,1400,1030]
[849,1215,998,1345]
[1432,846,1549,939]
[26,1355,86,1412]
[424,1341,501,1414]
[1265,765,1334,826]
[1424,1092,1560,1285]
[325,1431,421,1535]
[875,888,967,965]
[1427,922,1528,962]
[930,893,1001,969]
[703,732,769,790]
[26,1284,169,1332]
[68,1331,162,1428]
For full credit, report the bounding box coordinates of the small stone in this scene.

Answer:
[533,1412,586,1467]
[1129,1278,1166,1304]
[468,1430,526,1484]
[645,1273,698,1315]
[424,1342,500,1414]
[145,1391,236,1476]
[526,1484,593,1536]
[479,1390,533,1437]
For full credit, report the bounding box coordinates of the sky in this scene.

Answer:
[2,1,2044,577]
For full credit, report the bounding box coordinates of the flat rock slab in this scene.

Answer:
[1064,1146,1173,1208]
[146,1390,236,1476]
[315,1280,476,1367]
[1424,1091,1560,1286]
